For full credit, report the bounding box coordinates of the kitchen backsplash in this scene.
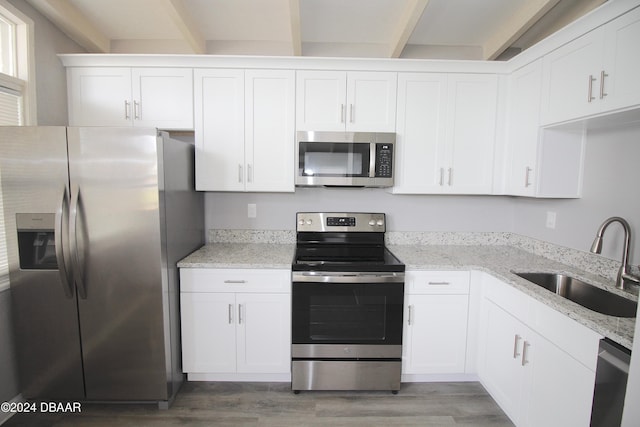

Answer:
[208,229,634,284]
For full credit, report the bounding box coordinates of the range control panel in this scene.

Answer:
[297,212,385,233]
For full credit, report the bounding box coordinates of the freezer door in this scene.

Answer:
[0,126,85,399]
[67,127,169,400]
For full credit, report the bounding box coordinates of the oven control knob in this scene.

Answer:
[368,220,376,226]
[298,219,305,226]
[376,219,384,226]
[306,219,312,225]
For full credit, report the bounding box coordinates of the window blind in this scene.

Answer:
[0,87,21,291]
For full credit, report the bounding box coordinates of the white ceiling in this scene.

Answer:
[26,0,606,60]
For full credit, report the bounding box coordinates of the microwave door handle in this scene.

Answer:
[369,144,376,177]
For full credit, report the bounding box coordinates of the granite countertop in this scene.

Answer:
[178,243,295,269]
[178,242,636,349]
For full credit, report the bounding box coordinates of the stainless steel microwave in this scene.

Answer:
[295,131,395,187]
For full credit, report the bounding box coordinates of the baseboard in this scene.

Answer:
[401,373,479,383]
[186,373,291,382]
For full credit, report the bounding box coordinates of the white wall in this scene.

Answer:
[206,190,515,233]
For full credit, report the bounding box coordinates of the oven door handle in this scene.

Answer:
[292,271,404,283]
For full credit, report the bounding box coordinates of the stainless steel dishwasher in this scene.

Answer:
[590,338,631,427]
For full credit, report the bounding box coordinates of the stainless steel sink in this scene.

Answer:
[514,272,638,318]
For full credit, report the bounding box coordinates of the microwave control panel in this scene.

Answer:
[375,144,393,178]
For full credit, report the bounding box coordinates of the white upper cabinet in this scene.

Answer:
[505,61,543,197]
[68,67,193,129]
[541,6,640,125]
[393,73,448,194]
[393,73,498,194]
[296,70,397,132]
[195,69,295,192]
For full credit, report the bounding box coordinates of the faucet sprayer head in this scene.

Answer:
[590,236,603,254]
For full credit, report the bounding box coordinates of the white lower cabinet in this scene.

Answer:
[180,268,291,380]
[478,274,601,427]
[402,271,470,376]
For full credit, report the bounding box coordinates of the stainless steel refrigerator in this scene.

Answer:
[0,127,204,407]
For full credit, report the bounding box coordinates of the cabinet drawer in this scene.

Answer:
[408,271,470,294]
[180,268,290,293]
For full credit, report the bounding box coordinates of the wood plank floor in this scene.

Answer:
[4,382,514,426]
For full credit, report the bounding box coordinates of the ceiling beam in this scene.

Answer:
[289,0,302,56]
[388,0,430,58]
[162,0,206,54]
[26,0,110,53]
[482,0,560,60]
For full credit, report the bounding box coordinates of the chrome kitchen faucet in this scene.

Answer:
[590,216,640,289]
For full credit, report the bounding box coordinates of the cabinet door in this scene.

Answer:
[194,69,245,191]
[346,72,397,132]
[244,70,295,192]
[523,334,596,427]
[403,294,469,374]
[540,29,604,125]
[295,71,346,131]
[236,293,291,374]
[445,74,498,194]
[601,6,640,112]
[180,292,237,373]
[505,61,542,196]
[132,68,193,129]
[479,300,527,425]
[393,73,448,194]
[68,67,132,126]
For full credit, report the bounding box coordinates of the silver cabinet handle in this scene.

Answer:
[238,304,243,325]
[134,100,140,119]
[513,334,521,359]
[247,164,252,183]
[525,167,532,188]
[521,341,530,366]
[340,104,345,123]
[228,304,233,324]
[349,104,354,123]
[439,168,445,186]
[408,305,413,325]
[224,280,247,284]
[599,70,608,99]
[428,281,451,286]
[587,75,596,102]
[447,168,453,186]
[238,165,243,183]
[124,100,131,119]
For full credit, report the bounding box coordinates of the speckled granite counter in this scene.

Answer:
[178,235,636,349]
[177,243,295,269]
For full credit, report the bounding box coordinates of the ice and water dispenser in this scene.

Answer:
[16,213,58,270]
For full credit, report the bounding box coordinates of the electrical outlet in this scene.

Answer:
[248,203,257,218]
[546,211,556,229]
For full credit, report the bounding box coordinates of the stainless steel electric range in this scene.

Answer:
[291,212,405,393]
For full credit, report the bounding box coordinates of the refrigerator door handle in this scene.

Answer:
[70,188,88,299]
[55,187,74,298]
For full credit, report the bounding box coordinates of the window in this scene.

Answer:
[0,1,34,291]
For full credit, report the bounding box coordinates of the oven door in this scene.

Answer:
[291,272,404,357]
